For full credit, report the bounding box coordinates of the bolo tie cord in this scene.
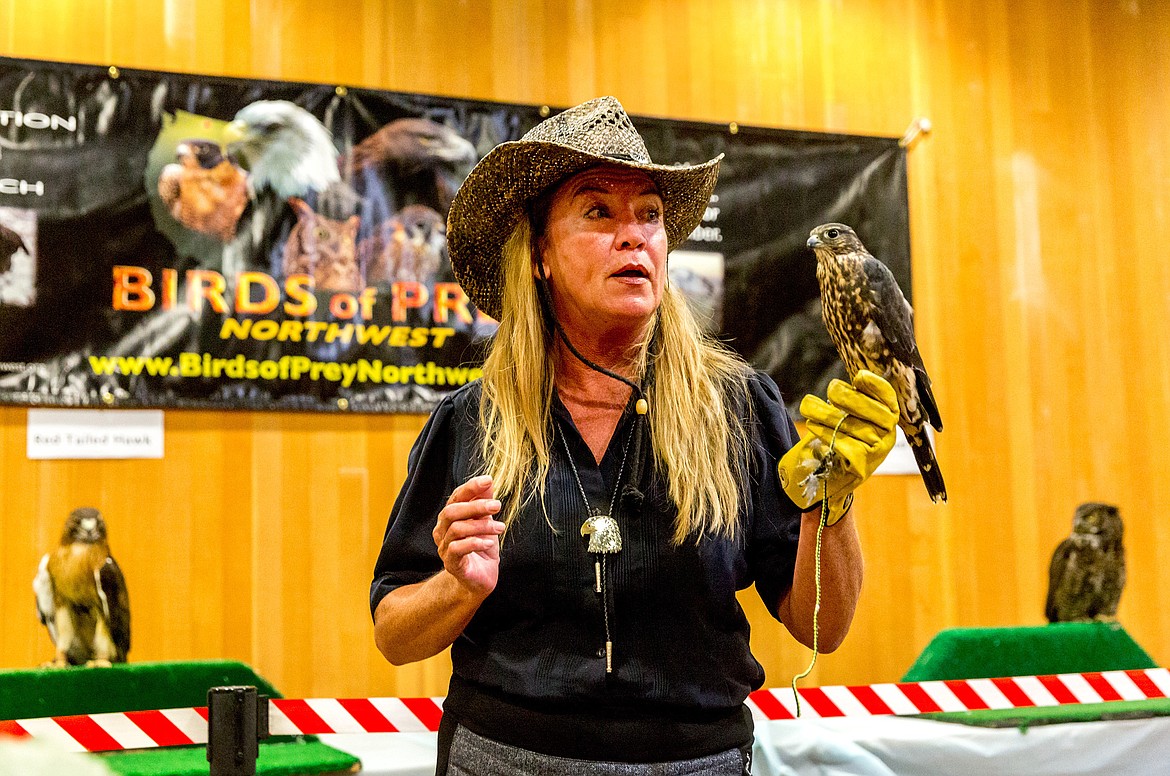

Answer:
[534,260,644,397]
[790,413,850,717]
[534,262,654,507]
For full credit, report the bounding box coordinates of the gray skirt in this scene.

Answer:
[447,724,751,776]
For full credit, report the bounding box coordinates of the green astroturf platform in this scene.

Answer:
[901,622,1157,682]
[98,739,359,776]
[0,660,359,775]
[902,622,1165,729]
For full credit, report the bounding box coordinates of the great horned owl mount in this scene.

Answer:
[1045,502,1125,624]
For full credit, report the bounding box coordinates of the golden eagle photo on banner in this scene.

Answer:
[0,56,910,415]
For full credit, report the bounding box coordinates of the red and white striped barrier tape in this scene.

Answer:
[0,697,446,753]
[746,668,1170,720]
[2,669,1168,753]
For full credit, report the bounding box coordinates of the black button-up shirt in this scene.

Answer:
[370,372,803,759]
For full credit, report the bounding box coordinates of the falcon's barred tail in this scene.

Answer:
[907,431,947,503]
[915,367,943,432]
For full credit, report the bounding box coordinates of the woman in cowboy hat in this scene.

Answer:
[371,97,900,775]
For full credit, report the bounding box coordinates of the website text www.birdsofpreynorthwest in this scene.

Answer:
[87,353,483,388]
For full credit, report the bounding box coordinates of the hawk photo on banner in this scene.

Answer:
[33,508,130,667]
[808,223,946,502]
[348,116,478,216]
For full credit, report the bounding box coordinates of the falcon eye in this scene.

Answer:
[826,228,841,239]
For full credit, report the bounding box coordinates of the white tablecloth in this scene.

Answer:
[321,714,1170,776]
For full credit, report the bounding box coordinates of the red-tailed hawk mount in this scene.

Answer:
[33,508,131,667]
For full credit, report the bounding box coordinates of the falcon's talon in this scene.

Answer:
[812,450,836,478]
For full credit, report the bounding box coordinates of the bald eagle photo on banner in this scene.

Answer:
[33,508,130,667]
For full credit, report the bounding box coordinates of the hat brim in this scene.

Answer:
[447,139,721,321]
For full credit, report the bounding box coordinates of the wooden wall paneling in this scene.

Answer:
[1086,0,1170,665]
[355,0,386,90]
[1143,3,1170,664]
[358,413,450,698]
[331,461,372,696]
[1,408,46,668]
[557,0,597,109]
[130,445,196,662]
[250,414,291,689]
[898,0,958,673]
[1004,0,1071,630]
[392,0,452,96]
[964,0,1033,631]
[300,415,352,696]
[1,0,1168,699]
[214,416,257,660]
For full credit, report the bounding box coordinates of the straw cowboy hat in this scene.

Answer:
[447,96,722,320]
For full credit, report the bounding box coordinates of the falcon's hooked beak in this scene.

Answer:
[807,234,823,249]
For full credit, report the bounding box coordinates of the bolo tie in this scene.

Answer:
[535,263,655,673]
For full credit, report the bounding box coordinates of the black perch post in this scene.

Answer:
[207,685,270,776]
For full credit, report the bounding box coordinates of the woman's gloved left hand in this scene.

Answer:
[777,369,900,524]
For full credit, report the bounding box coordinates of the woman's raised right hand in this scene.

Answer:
[432,475,505,598]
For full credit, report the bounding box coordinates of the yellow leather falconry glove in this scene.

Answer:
[778,369,900,525]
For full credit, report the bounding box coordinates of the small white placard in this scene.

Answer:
[27,409,164,460]
[875,426,932,476]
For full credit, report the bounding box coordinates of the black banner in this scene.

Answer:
[0,57,908,414]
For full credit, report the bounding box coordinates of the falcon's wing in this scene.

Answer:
[861,256,921,367]
[863,256,943,431]
[33,554,57,642]
[98,556,131,659]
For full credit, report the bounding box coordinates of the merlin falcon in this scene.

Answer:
[807,223,946,502]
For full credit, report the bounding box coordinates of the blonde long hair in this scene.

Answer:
[479,216,752,544]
